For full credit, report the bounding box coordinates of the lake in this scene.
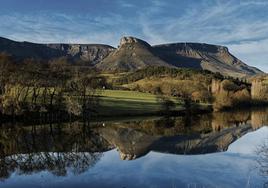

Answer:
[1,108,268,188]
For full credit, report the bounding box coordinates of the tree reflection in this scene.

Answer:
[0,152,102,180]
[0,122,111,180]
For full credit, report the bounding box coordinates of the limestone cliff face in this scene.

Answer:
[211,79,251,111]
[119,36,151,48]
[211,76,268,110]
[211,79,222,94]
[251,76,268,102]
[46,43,114,64]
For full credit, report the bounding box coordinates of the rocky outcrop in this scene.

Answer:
[251,76,268,102]
[211,79,222,94]
[119,36,150,47]
[211,79,251,111]
[46,43,114,64]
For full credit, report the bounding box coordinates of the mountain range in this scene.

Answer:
[0,36,263,78]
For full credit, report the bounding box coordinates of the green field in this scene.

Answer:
[96,90,183,116]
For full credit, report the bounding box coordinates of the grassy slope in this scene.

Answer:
[96,90,183,116]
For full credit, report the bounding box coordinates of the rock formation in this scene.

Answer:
[211,79,251,111]
[46,43,114,64]
[251,76,268,102]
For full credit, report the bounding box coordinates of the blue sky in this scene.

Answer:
[0,0,268,72]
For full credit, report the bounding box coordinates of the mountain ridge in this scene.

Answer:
[0,36,263,78]
[0,36,115,64]
[152,41,262,78]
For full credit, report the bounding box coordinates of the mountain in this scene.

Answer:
[0,37,114,64]
[96,37,174,72]
[153,42,262,78]
[97,36,262,77]
[0,36,263,78]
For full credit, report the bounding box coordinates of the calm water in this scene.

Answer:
[1,108,268,188]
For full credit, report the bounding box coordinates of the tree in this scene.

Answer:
[0,53,15,95]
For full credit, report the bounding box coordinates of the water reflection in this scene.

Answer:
[0,108,268,187]
[256,137,268,188]
[97,109,267,160]
[0,122,112,180]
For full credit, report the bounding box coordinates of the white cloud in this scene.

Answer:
[117,0,135,8]
[241,0,268,6]
[0,12,125,46]
[228,39,268,72]
[136,0,268,72]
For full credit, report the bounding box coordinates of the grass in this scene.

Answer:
[7,85,208,117]
[95,89,183,116]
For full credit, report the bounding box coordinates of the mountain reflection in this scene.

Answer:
[0,108,268,179]
[97,109,268,160]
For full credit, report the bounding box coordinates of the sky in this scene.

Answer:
[0,0,268,72]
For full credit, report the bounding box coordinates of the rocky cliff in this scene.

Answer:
[211,79,251,111]
[46,43,114,64]
[251,76,268,102]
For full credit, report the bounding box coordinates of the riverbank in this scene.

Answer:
[2,88,268,123]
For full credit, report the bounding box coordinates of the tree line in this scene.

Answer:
[0,53,106,121]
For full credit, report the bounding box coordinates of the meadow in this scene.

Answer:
[96,89,183,116]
